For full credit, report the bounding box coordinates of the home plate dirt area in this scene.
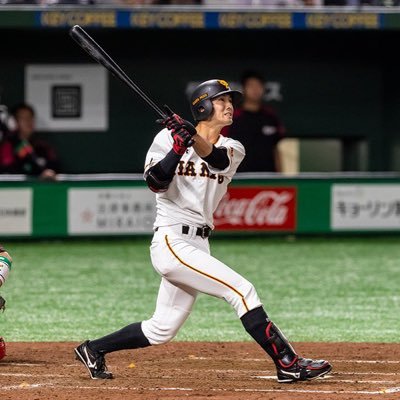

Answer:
[0,342,399,400]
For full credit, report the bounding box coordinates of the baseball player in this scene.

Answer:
[0,244,13,361]
[75,79,332,383]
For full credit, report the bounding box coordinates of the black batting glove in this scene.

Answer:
[172,128,195,155]
[161,105,185,128]
[156,105,197,143]
[156,105,184,129]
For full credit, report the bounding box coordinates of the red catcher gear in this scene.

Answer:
[0,337,6,361]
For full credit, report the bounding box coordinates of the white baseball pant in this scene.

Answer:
[141,225,262,345]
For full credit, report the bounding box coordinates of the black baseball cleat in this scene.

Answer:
[74,340,113,379]
[276,357,332,383]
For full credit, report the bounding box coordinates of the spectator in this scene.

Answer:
[0,103,59,179]
[94,0,201,4]
[39,0,96,4]
[94,0,156,4]
[223,71,285,173]
[1,1,95,4]
[203,0,306,5]
[153,0,202,3]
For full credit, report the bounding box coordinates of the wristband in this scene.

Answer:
[0,256,12,270]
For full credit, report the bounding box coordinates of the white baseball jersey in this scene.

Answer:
[144,128,245,229]
[141,128,262,346]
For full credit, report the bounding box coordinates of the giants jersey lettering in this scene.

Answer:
[144,128,245,229]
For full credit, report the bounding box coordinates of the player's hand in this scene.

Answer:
[156,105,185,129]
[172,128,194,155]
[156,105,197,143]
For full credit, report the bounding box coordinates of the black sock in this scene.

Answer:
[241,306,271,348]
[88,322,150,354]
[241,306,297,367]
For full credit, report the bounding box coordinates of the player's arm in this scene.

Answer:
[145,150,182,193]
[0,245,13,287]
[146,107,197,192]
[192,135,229,170]
[157,105,229,170]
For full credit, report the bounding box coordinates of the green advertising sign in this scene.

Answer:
[1,177,399,238]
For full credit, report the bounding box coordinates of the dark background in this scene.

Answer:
[1,28,399,173]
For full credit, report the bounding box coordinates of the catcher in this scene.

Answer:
[0,244,12,361]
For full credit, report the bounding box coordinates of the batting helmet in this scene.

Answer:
[190,79,242,122]
[0,337,6,361]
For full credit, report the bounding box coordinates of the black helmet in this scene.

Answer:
[190,79,242,122]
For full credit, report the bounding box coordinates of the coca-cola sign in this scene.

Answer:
[214,187,296,231]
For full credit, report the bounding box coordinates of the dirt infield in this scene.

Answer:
[0,342,399,400]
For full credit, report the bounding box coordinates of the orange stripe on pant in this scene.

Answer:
[165,235,249,313]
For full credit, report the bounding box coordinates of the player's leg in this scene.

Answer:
[155,232,331,383]
[1,247,12,361]
[153,232,262,317]
[240,306,331,383]
[75,277,197,379]
[141,278,197,345]
[155,234,262,353]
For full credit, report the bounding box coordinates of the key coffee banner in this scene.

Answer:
[213,186,297,231]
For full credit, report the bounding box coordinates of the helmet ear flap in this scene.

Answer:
[195,100,213,122]
[197,106,206,116]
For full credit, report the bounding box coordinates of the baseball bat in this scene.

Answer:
[69,25,166,118]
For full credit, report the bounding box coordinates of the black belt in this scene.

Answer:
[155,225,212,239]
[182,225,212,239]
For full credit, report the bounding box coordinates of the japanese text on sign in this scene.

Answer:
[331,184,400,230]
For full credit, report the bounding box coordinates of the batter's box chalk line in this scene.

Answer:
[2,383,400,395]
[252,375,400,385]
[380,387,400,394]
[185,356,400,364]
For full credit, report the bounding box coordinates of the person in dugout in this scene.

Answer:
[0,103,59,179]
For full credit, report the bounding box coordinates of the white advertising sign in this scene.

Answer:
[68,188,156,234]
[331,184,400,230]
[0,189,32,235]
[26,64,108,131]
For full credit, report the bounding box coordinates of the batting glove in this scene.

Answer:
[156,105,197,146]
[171,128,194,155]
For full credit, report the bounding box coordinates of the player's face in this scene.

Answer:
[211,94,234,127]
